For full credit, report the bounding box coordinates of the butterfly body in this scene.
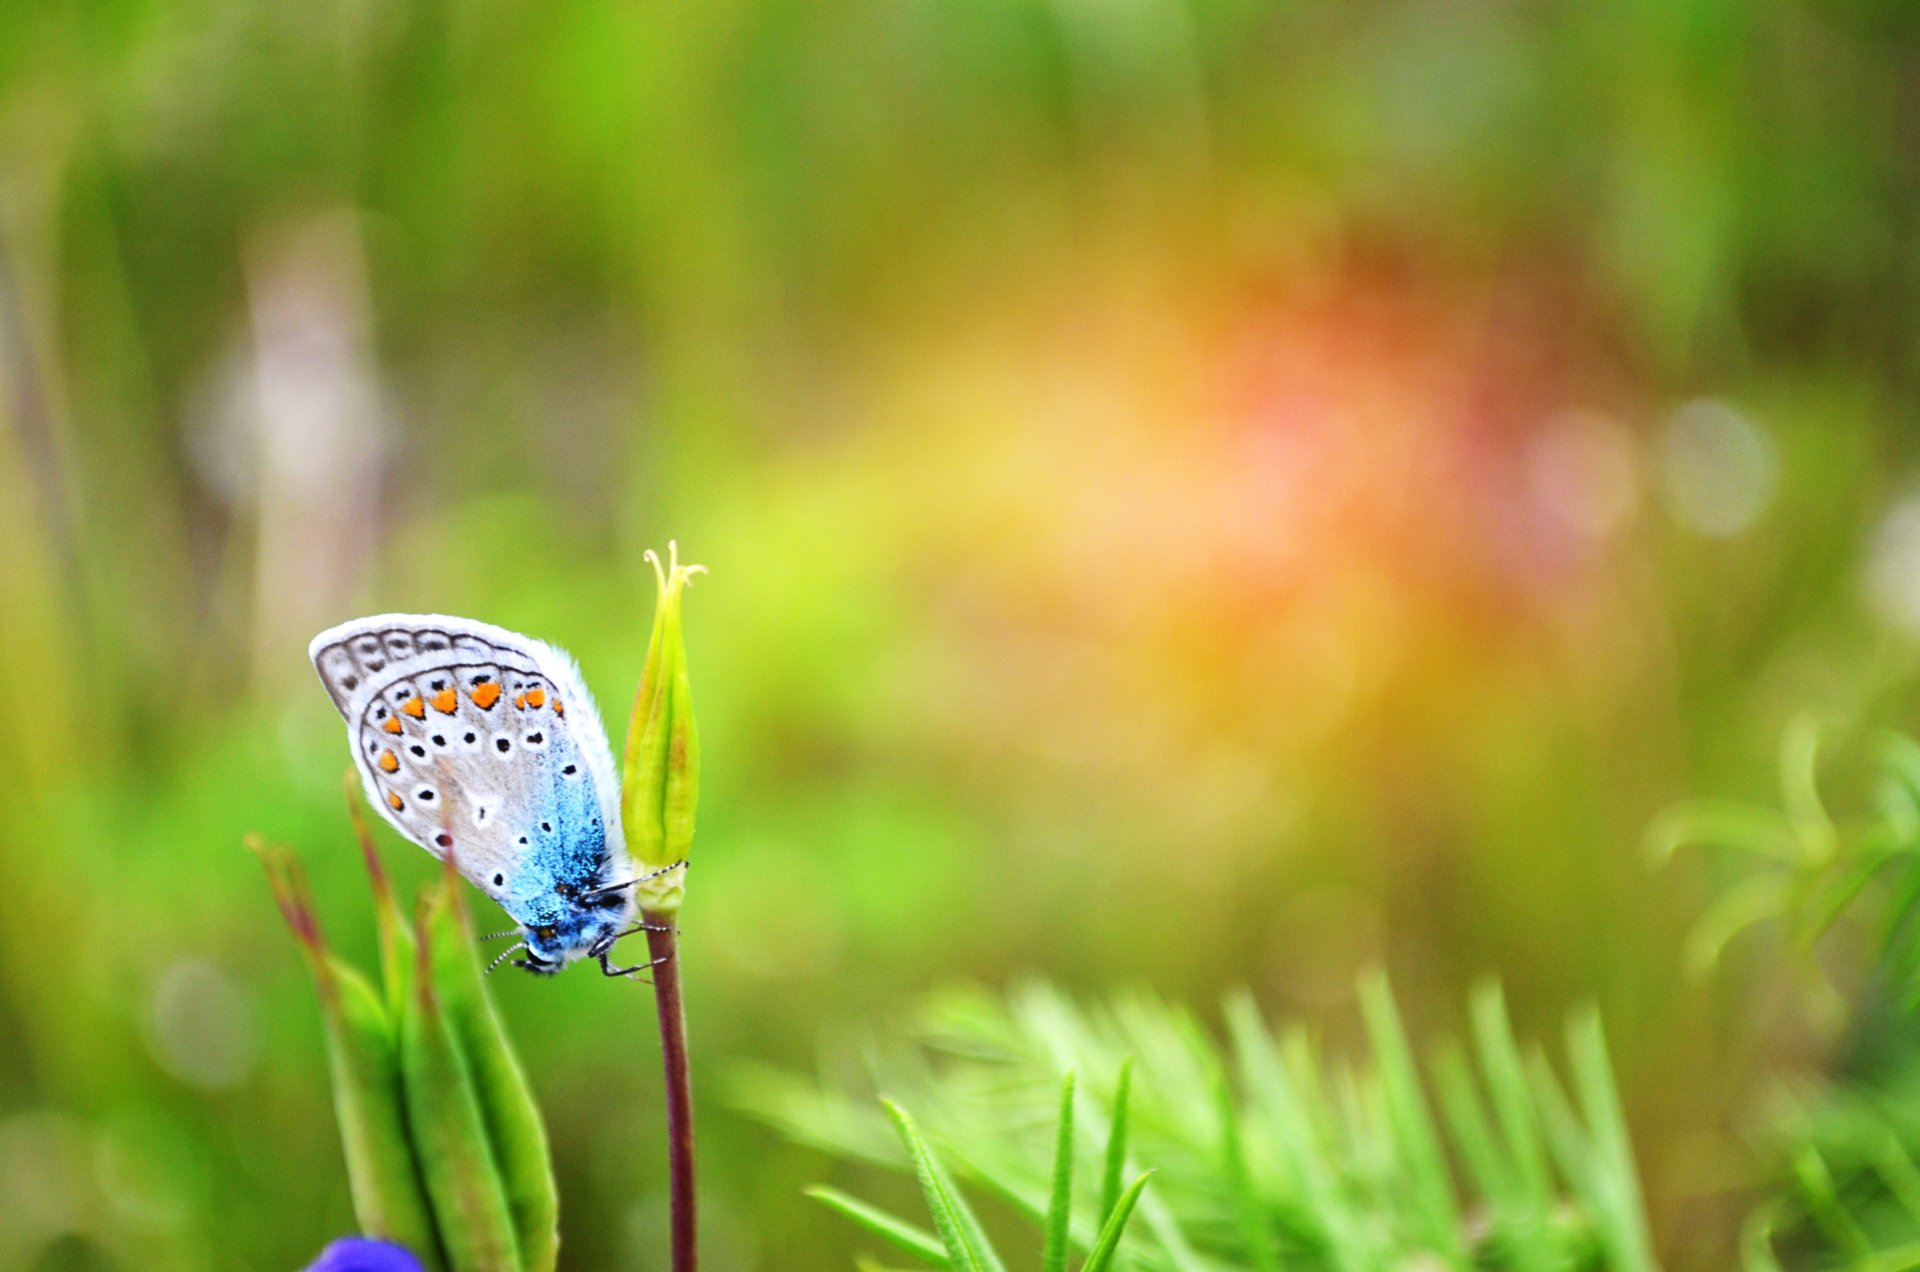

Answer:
[309,614,644,973]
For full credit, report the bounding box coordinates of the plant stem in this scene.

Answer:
[646,914,696,1272]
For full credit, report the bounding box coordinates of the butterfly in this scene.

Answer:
[309,614,679,977]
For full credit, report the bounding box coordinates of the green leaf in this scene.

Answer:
[1881,733,1920,822]
[327,954,447,1270]
[1099,1057,1133,1227]
[1080,1172,1152,1272]
[1432,1045,1516,1232]
[343,773,417,1016]
[1470,985,1556,1271]
[402,899,523,1272]
[424,867,558,1272]
[1801,844,1905,948]
[807,1186,952,1269]
[1218,1071,1278,1272]
[1643,801,1796,866]
[1226,992,1369,1272]
[1682,873,1794,979]
[1780,714,1837,864]
[1790,1144,1873,1260]
[1567,1008,1656,1272]
[253,838,444,1269]
[1739,1200,1788,1272]
[1043,1070,1074,1272]
[1873,1130,1920,1224]
[883,1099,1007,1272]
[1360,972,1466,1266]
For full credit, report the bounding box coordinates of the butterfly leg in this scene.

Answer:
[588,922,675,959]
[598,949,672,978]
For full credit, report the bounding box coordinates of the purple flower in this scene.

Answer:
[304,1237,424,1272]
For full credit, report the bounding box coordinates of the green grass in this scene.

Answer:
[735,978,1655,1270]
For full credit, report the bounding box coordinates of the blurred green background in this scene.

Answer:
[4,0,1920,1266]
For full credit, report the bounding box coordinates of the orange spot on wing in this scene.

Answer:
[382,717,402,734]
[514,693,526,710]
[378,751,399,773]
[387,791,404,810]
[401,697,425,718]
[471,682,501,710]
[524,687,546,708]
[553,699,564,716]
[431,688,458,714]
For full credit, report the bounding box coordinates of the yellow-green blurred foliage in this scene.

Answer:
[3,0,1920,1267]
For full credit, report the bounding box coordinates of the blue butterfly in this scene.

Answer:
[309,615,677,976]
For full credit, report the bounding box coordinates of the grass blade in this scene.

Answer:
[1218,1071,1278,1271]
[1644,801,1796,866]
[1360,972,1466,1266]
[403,898,522,1272]
[1043,1070,1075,1272]
[1227,992,1368,1271]
[1568,1008,1656,1272]
[424,864,558,1271]
[253,837,444,1268]
[1080,1172,1152,1272]
[1099,1057,1133,1225]
[884,1099,1006,1272]
[807,1186,952,1269]
[343,772,417,1015]
[1470,985,1556,1271]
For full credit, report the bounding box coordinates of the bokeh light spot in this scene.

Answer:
[1867,493,1920,633]
[1524,409,1641,540]
[144,959,257,1090]
[1658,399,1776,537]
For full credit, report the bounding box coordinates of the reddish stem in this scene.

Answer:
[646,915,696,1272]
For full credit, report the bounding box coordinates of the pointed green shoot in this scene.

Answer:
[1080,1172,1153,1272]
[1226,992,1368,1272]
[402,893,522,1272]
[806,1187,952,1269]
[1043,1070,1075,1272]
[1359,972,1465,1265]
[251,836,443,1268]
[1099,1057,1133,1227]
[883,1099,1007,1272]
[1567,1008,1656,1272]
[344,772,417,1014]
[424,862,558,1272]
[1218,1070,1279,1272]
[621,541,705,916]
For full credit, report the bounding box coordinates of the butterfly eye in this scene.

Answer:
[534,925,557,941]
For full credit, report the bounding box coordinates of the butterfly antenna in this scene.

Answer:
[479,927,522,941]
[486,942,527,975]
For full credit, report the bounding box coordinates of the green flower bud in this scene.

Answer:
[401,889,523,1272]
[256,797,563,1272]
[422,864,558,1272]
[251,836,444,1270]
[621,541,705,917]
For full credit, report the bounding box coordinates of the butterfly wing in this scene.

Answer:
[308,615,630,919]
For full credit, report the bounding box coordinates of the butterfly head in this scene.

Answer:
[515,887,636,973]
